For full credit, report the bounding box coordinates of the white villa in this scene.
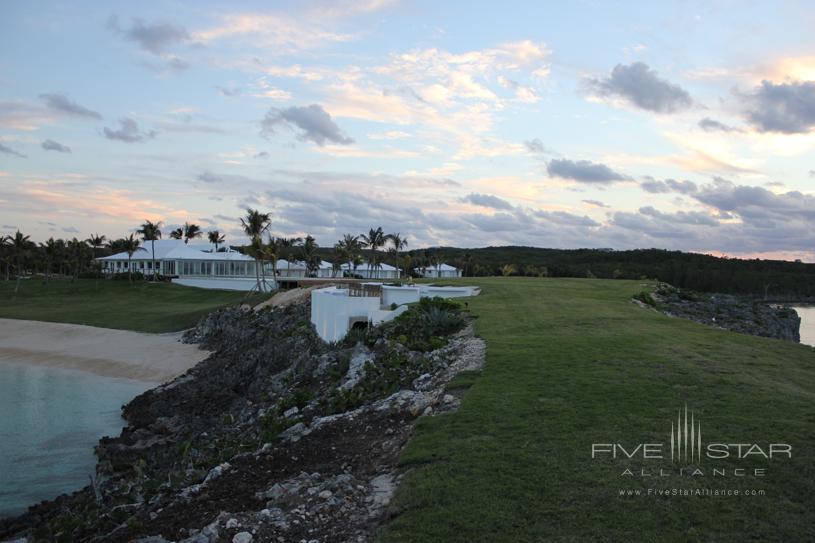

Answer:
[97,239,459,292]
[97,239,266,291]
[418,263,462,278]
[272,260,401,280]
[311,283,479,342]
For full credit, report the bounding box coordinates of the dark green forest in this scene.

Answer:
[400,246,815,300]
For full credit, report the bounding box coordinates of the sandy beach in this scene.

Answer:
[0,318,210,382]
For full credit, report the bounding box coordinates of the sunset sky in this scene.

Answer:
[1,1,814,260]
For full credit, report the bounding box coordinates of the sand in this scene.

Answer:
[0,319,210,383]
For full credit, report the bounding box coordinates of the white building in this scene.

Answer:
[269,260,401,280]
[341,262,400,279]
[97,239,267,291]
[417,263,462,278]
[269,260,338,278]
[311,283,480,342]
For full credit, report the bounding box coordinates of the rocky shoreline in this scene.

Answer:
[0,296,484,542]
[636,283,801,342]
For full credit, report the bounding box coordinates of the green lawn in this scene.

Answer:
[0,279,265,333]
[381,277,815,542]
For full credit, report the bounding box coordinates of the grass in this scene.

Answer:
[0,278,266,333]
[380,277,815,542]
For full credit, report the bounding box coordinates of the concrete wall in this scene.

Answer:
[172,277,274,291]
[311,288,381,343]
[420,285,479,298]
[381,285,421,307]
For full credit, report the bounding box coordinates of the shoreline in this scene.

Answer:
[0,318,209,383]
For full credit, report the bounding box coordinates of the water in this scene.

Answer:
[0,361,151,518]
[793,306,815,347]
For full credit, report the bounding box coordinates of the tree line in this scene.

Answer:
[0,209,425,292]
[4,215,813,299]
[402,246,815,300]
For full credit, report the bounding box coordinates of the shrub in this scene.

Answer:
[633,291,656,306]
[384,297,465,351]
[111,271,145,281]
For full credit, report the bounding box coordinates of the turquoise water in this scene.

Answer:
[793,306,815,347]
[0,361,151,518]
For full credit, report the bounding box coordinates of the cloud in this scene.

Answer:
[254,151,270,159]
[216,86,241,97]
[742,80,815,134]
[41,139,71,153]
[497,75,538,102]
[460,193,514,210]
[587,62,692,113]
[693,178,815,223]
[39,93,101,119]
[260,104,354,146]
[0,100,55,130]
[107,15,190,55]
[698,117,741,133]
[196,172,255,185]
[61,226,80,233]
[0,142,26,158]
[582,199,609,208]
[639,205,719,226]
[640,177,697,194]
[524,138,547,154]
[547,158,628,184]
[102,118,157,143]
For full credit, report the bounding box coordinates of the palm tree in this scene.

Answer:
[183,222,202,244]
[264,235,282,281]
[66,238,87,282]
[86,234,106,258]
[280,237,302,277]
[335,234,361,277]
[11,231,31,293]
[137,220,162,279]
[41,238,59,285]
[299,235,321,277]
[208,230,226,251]
[240,208,271,292]
[169,227,183,240]
[0,235,11,281]
[86,234,107,288]
[360,227,386,278]
[122,233,143,283]
[461,252,472,277]
[386,233,408,278]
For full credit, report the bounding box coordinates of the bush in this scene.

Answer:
[111,272,145,281]
[384,297,465,352]
[633,291,656,306]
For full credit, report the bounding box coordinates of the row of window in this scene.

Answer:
[104,260,254,277]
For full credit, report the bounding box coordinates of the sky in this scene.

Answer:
[1,0,814,261]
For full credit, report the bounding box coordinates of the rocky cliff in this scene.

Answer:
[638,283,801,342]
[0,296,484,542]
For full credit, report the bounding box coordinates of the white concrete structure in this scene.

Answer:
[381,284,479,307]
[97,239,268,291]
[418,263,462,278]
[311,283,480,342]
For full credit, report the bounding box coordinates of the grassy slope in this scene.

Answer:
[380,277,815,542]
[0,279,264,333]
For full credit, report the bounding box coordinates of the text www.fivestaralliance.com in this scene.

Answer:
[619,488,766,498]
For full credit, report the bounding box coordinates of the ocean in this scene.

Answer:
[0,361,151,518]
